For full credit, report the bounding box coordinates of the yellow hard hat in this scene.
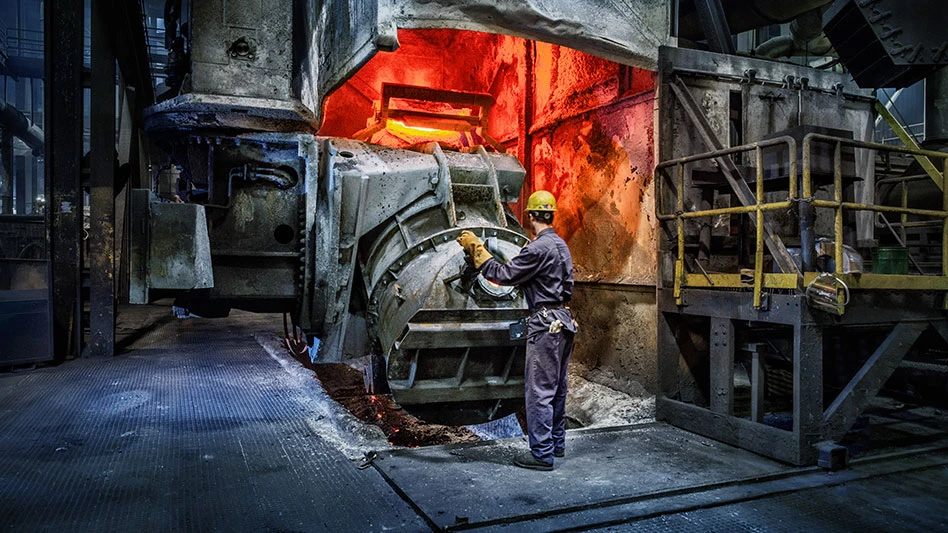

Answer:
[526,190,557,212]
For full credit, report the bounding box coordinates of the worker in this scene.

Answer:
[456,190,576,471]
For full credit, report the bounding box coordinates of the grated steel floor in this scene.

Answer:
[374,429,948,532]
[3,303,948,532]
[592,464,948,532]
[0,305,424,531]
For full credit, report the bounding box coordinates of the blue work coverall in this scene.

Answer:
[480,228,577,464]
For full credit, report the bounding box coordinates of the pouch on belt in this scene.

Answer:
[509,316,528,341]
[525,308,577,339]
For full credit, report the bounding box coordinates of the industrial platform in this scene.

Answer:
[1,305,947,531]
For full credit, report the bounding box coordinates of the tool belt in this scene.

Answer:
[528,303,567,316]
[511,303,576,340]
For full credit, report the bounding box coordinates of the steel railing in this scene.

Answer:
[656,133,948,309]
[656,135,798,308]
[802,133,948,277]
[6,27,43,59]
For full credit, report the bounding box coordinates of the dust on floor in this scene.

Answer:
[310,362,481,447]
[265,333,655,450]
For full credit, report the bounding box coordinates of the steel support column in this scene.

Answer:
[0,126,11,214]
[709,317,734,415]
[793,324,823,465]
[44,0,84,359]
[88,0,117,356]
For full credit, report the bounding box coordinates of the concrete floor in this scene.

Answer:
[1,303,947,531]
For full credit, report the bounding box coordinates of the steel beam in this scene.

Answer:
[88,0,116,356]
[931,320,948,348]
[874,101,944,190]
[45,0,84,359]
[751,351,765,423]
[692,0,734,54]
[793,324,823,464]
[822,322,927,441]
[112,0,155,107]
[657,397,804,465]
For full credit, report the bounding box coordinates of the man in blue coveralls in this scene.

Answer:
[456,190,577,471]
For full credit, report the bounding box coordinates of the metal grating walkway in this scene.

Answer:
[0,305,425,531]
[3,303,948,531]
[590,464,948,532]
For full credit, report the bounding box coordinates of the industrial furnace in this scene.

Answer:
[132,0,665,423]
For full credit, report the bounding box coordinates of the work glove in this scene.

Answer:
[456,230,493,269]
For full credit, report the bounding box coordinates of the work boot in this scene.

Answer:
[513,451,553,471]
[554,448,565,458]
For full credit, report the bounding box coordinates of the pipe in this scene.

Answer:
[678,0,833,41]
[925,67,948,145]
[753,8,835,59]
[0,99,44,153]
[753,35,794,59]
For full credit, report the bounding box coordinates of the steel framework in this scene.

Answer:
[656,47,948,466]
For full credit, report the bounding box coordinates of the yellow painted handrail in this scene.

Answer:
[657,130,948,307]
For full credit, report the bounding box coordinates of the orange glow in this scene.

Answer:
[318,28,658,283]
[319,29,525,147]
[385,119,463,142]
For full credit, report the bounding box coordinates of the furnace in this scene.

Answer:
[134,21,660,424]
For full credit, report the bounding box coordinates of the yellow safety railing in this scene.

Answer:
[656,133,948,309]
[656,136,798,309]
[802,133,948,278]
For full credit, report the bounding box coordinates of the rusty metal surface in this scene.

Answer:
[190,0,294,101]
[300,138,529,414]
[147,0,383,135]
[146,0,670,137]
[531,91,657,284]
[299,0,389,122]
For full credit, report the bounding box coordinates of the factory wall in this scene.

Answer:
[526,42,657,391]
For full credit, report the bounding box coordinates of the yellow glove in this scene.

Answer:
[456,230,493,269]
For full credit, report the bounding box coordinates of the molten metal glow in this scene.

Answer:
[385,119,461,142]
[477,274,516,298]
